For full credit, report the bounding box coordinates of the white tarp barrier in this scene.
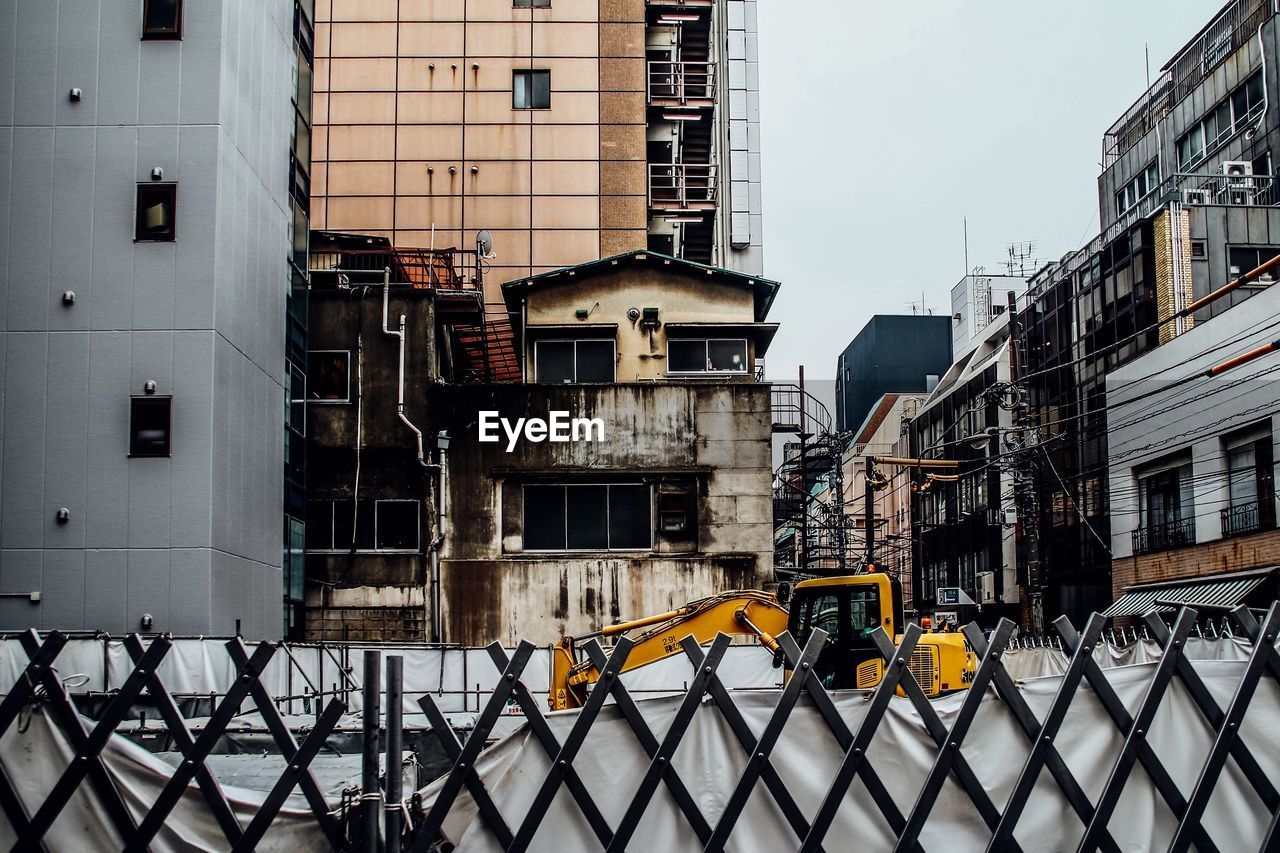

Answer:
[0,707,328,851]
[0,636,1256,716]
[417,659,1280,852]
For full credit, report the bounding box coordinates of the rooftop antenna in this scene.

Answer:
[964,217,970,277]
[1006,241,1036,277]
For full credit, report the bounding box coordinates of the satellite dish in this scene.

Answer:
[476,229,494,258]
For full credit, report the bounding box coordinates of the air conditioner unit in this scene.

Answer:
[1223,160,1256,188]
[976,571,996,605]
[1002,509,1018,527]
[1182,188,1211,205]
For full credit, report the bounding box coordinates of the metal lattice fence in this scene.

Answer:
[0,632,346,851]
[408,604,1280,853]
[1,606,1279,851]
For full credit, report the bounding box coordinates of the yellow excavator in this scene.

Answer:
[549,572,976,711]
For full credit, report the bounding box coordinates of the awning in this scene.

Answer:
[1103,568,1274,617]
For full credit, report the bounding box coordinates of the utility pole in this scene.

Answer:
[865,456,876,571]
[1007,289,1043,632]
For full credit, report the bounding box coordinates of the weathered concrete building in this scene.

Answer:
[434,251,778,645]
[304,248,778,644]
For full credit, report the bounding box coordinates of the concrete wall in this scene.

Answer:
[1106,279,1280,596]
[432,382,773,645]
[521,265,762,381]
[0,0,294,637]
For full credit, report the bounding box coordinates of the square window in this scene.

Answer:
[609,485,652,548]
[129,396,172,457]
[535,341,575,384]
[567,485,609,549]
[707,339,748,372]
[307,350,350,402]
[668,339,707,372]
[573,340,615,383]
[143,0,182,39]
[513,70,551,109]
[135,184,176,241]
[375,500,420,550]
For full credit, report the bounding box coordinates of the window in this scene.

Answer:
[657,490,691,533]
[283,517,305,638]
[1227,246,1280,284]
[1134,458,1195,552]
[1177,72,1265,169]
[306,499,420,551]
[523,484,652,551]
[142,0,182,39]
[1115,161,1160,217]
[534,339,615,384]
[514,0,551,5]
[1222,426,1275,537]
[667,338,748,374]
[375,500,420,550]
[513,70,551,109]
[307,350,350,402]
[135,184,176,241]
[129,396,172,457]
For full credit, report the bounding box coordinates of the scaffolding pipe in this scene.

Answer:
[361,649,382,853]
[385,655,404,853]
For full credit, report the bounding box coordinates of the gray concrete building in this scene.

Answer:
[1105,279,1280,616]
[0,0,311,637]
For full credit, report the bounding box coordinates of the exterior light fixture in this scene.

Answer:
[151,167,163,181]
[471,165,479,174]
[435,430,451,451]
[56,508,70,524]
[140,613,154,631]
[664,217,702,224]
[62,291,76,305]
[661,113,701,121]
[144,380,158,395]
[69,88,82,101]
[657,14,699,23]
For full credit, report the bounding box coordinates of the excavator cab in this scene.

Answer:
[787,574,896,689]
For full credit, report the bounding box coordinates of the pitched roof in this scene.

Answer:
[501,250,780,321]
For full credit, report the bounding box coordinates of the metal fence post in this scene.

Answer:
[386,655,404,853]
[362,649,382,853]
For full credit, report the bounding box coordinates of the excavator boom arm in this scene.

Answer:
[549,590,788,710]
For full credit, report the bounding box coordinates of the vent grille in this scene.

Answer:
[909,647,938,692]
[856,659,882,689]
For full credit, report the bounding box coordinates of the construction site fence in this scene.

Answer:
[0,631,1258,720]
[0,611,1277,850]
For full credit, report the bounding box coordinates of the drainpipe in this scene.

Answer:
[382,268,427,466]
[429,448,448,643]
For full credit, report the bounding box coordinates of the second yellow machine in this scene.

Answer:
[549,572,976,711]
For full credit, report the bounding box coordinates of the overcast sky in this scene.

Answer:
[757,0,1222,380]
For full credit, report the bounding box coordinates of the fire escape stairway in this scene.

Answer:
[451,303,522,383]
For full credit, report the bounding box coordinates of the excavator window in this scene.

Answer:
[789,585,884,689]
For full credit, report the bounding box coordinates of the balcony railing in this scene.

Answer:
[649,163,718,209]
[647,61,716,106]
[1103,0,1273,166]
[1132,516,1197,555]
[1221,499,1276,537]
[1106,171,1280,243]
[308,246,484,291]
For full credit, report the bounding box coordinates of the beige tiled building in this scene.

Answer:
[310,0,763,300]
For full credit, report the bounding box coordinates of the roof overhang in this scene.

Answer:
[501,250,780,321]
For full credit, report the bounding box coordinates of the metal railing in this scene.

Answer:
[647,61,716,105]
[1103,0,1273,166]
[1132,516,1197,555]
[648,163,718,209]
[309,246,485,291]
[1106,171,1280,243]
[1222,499,1275,537]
